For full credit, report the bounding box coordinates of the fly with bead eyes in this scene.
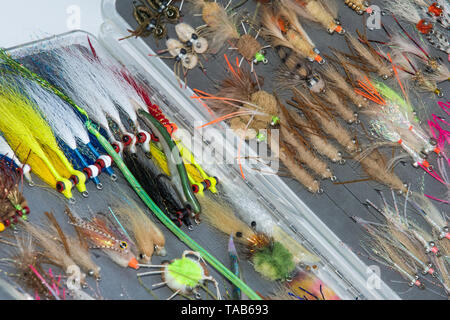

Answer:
[150,26,207,88]
[175,23,209,54]
[120,1,167,41]
[146,0,180,22]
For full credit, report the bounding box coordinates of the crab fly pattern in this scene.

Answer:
[230,18,270,68]
[152,38,203,87]
[137,250,221,300]
[192,54,280,142]
[120,1,167,40]
[190,0,269,67]
[175,23,209,54]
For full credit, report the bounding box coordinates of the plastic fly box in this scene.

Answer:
[101,0,449,300]
[99,0,410,300]
[3,0,447,300]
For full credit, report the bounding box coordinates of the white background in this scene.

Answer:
[0,0,103,48]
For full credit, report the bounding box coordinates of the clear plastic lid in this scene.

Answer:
[99,0,401,300]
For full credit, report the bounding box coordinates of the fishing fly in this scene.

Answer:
[358,199,436,276]
[146,0,180,22]
[47,209,101,280]
[431,254,450,295]
[358,198,443,292]
[290,89,409,194]
[138,108,202,221]
[137,250,222,300]
[188,0,269,67]
[126,74,218,199]
[25,41,151,157]
[345,32,393,80]
[319,87,358,124]
[0,82,81,200]
[342,0,370,15]
[175,23,209,54]
[280,0,346,35]
[193,54,280,142]
[261,4,325,64]
[3,235,63,300]
[283,106,345,164]
[0,158,30,232]
[355,78,438,169]
[290,88,358,153]
[277,98,336,181]
[322,63,368,109]
[199,195,299,281]
[151,38,205,88]
[108,194,167,263]
[411,0,450,29]
[409,192,449,241]
[0,135,33,186]
[21,77,113,190]
[3,232,95,300]
[274,48,326,93]
[211,171,321,269]
[192,55,334,191]
[360,224,426,289]
[19,219,87,285]
[370,19,449,97]
[120,1,167,41]
[67,212,140,270]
